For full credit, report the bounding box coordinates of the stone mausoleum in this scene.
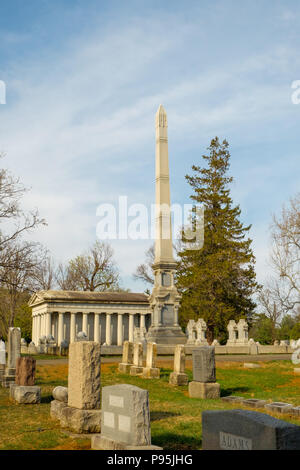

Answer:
[29,291,152,347]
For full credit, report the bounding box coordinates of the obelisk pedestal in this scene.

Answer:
[146,105,186,346]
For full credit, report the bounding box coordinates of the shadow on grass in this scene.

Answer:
[41,395,53,404]
[221,387,250,397]
[150,411,181,421]
[153,432,201,450]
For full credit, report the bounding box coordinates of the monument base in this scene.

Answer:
[188,381,220,399]
[142,367,160,379]
[146,326,187,345]
[91,435,163,450]
[118,363,132,374]
[130,366,143,376]
[50,400,101,433]
[2,375,15,388]
[169,372,189,386]
[10,384,41,404]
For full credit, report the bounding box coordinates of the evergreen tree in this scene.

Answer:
[177,137,260,343]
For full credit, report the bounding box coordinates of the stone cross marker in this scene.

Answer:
[189,346,220,399]
[16,357,36,386]
[169,344,188,385]
[91,384,162,450]
[68,341,101,410]
[202,409,300,450]
[118,341,134,373]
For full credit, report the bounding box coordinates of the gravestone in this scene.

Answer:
[195,318,208,345]
[28,342,38,355]
[236,319,249,344]
[20,338,28,354]
[10,355,40,404]
[202,409,300,450]
[59,340,69,356]
[186,320,196,344]
[16,357,36,386]
[3,327,21,388]
[142,342,160,378]
[130,342,143,376]
[188,346,220,399]
[46,335,58,355]
[118,341,134,373]
[169,344,188,385]
[50,341,101,433]
[0,340,5,379]
[226,320,237,345]
[91,384,162,450]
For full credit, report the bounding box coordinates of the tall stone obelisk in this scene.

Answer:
[146,105,186,345]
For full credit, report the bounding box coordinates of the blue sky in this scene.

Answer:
[0,0,299,292]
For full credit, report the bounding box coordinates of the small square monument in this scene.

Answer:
[91,384,162,450]
[188,346,220,399]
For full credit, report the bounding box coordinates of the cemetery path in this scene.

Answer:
[36,353,291,366]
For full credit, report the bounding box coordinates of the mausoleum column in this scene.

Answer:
[117,314,123,346]
[82,313,88,336]
[70,313,76,343]
[140,313,146,329]
[106,313,112,345]
[32,315,36,343]
[37,315,41,343]
[46,313,51,337]
[94,313,100,343]
[57,312,64,346]
[129,313,134,342]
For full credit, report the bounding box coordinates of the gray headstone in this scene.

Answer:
[202,409,300,450]
[101,384,151,446]
[0,340,5,365]
[192,346,216,383]
[7,327,21,370]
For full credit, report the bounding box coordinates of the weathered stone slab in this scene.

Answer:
[265,402,294,414]
[145,342,157,368]
[291,406,300,417]
[52,386,68,403]
[99,384,151,447]
[60,405,101,433]
[173,344,186,374]
[169,372,189,386]
[50,399,68,419]
[11,385,41,404]
[189,381,220,399]
[15,357,36,386]
[221,396,244,403]
[202,409,300,450]
[142,367,160,378]
[118,363,132,374]
[68,341,101,410]
[242,398,267,408]
[192,346,216,383]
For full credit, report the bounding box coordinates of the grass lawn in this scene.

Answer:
[1,358,299,450]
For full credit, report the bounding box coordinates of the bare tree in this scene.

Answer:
[133,244,155,285]
[31,256,57,291]
[269,193,300,313]
[0,240,47,330]
[56,240,120,291]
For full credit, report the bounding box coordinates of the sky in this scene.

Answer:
[0,0,299,292]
